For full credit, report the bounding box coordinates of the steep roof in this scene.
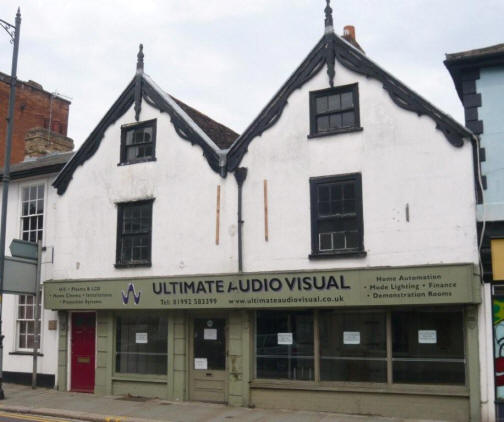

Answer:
[172,97,238,149]
[227,31,475,172]
[53,71,238,195]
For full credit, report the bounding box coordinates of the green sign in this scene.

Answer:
[9,239,38,260]
[44,264,479,310]
[3,256,37,294]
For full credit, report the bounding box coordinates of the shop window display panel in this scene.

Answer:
[319,310,387,382]
[116,313,168,375]
[392,308,465,385]
[256,310,314,380]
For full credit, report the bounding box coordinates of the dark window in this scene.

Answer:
[309,84,360,137]
[319,310,386,382]
[116,200,153,267]
[254,307,466,386]
[310,173,364,258]
[116,313,168,375]
[392,308,465,384]
[193,318,226,370]
[256,310,314,380]
[120,120,156,165]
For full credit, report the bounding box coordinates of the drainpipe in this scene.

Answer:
[234,168,247,272]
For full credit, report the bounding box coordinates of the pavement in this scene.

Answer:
[0,383,446,422]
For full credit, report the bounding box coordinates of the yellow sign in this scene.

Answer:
[491,239,504,281]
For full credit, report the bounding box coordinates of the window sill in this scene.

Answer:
[114,262,152,269]
[250,379,468,397]
[117,157,157,166]
[10,351,43,357]
[309,250,367,260]
[112,374,167,383]
[307,127,363,139]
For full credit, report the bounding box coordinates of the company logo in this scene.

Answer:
[121,283,141,305]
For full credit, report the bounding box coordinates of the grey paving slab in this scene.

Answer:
[0,384,447,422]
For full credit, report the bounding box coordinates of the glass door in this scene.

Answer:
[189,317,227,403]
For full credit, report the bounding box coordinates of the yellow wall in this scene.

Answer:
[491,239,504,281]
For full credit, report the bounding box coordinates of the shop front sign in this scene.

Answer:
[44,263,479,310]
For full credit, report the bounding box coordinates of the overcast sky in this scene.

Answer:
[1,0,503,148]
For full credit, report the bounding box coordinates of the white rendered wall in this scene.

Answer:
[52,102,238,281]
[239,61,479,272]
[0,175,60,379]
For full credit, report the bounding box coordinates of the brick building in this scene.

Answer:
[0,71,73,165]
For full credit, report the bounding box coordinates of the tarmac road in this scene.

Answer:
[0,411,79,422]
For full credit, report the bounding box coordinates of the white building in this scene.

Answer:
[41,4,482,421]
[0,152,72,387]
[222,11,481,420]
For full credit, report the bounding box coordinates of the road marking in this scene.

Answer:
[0,411,72,422]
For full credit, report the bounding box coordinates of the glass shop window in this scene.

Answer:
[115,313,168,375]
[392,308,465,385]
[256,310,314,380]
[319,310,386,382]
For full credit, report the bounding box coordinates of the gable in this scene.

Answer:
[227,32,475,172]
[53,72,238,195]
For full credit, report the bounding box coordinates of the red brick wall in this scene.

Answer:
[0,75,70,166]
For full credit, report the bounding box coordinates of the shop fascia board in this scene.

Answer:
[44,263,479,311]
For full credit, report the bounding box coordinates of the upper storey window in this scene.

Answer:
[309,173,365,258]
[309,84,361,137]
[116,199,153,268]
[21,184,44,243]
[120,120,157,165]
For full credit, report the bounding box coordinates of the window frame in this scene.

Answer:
[17,183,45,352]
[253,306,467,389]
[309,173,365,259]
[119,119,157,165]
[16,294,42,352]
[255,310,315,381]
[20,182,45,244]
[308,83,362,138]
[114,312,168,377]
[115,199,154,268]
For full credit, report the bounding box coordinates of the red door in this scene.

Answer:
[71,312,96,392]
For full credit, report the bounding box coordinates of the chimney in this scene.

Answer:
[342,25,365,54]
[24,127,74,159]
[343,25,356,41]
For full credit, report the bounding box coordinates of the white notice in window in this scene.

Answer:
[135,332,148,344]
[418,330,437,344]
[194,358,208,370]
[343,331,361,345]
[277,332,293,345]
[204,328,217,340]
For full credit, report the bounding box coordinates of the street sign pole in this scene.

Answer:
[0,9,21,400]
[32,240,42,388]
